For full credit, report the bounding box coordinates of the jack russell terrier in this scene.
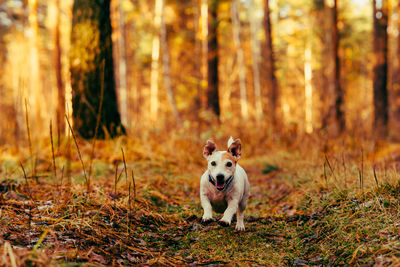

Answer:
[200,137,250,231]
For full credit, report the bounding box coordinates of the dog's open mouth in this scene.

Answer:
[216,181,225,191]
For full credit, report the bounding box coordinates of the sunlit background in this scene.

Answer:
[0,0,398,143]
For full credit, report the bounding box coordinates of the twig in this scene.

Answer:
[65,103,72,189]
[323,162,328,189]
[324,154,338,183]
[24,99,37,183]
[128,182,131,234]
[57,116,61,153]
[60,165,65,197]
[121,147,128,187]
[131,169,136,205]
[373,165,379,187]
[50,120,58,192]
[20,162,32,244]
[4,242,17,267]
[361,148,364,191]
[342,152,347,188]
[65,114,89,192]
[113,163,124,198]
[114,163,119,198]
[20,162,32,199]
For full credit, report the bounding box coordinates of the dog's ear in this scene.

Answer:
[203,140,217,158]
[227,136,234,148]
[228,138,241,160]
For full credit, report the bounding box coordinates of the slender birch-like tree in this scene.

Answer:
[150,0,163,122]
[248,0,263,120]
[28,0,44,129]
[262,0,278,126]
[160,0,182,125]
[231,0,248,120]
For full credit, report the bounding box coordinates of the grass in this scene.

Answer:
[2,131,400,265]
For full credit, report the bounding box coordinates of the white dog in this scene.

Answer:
[200,137,250,231]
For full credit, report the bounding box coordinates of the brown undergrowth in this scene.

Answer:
[2,128,400,265]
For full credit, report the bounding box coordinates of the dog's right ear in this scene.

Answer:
[203,140,217,158]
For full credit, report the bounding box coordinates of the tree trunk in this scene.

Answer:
[373,0,388,136]
[304,44,313,134]
[28,0,44,131]
[231,0,248,120]
[248,0,263,120]
[331,0,344,133]
[207,0,220,117]
[194,0,202,115]
[317,0,331,130]
[51,0,65,136]
[200,0,208,110]
[70,0,125,139]
[160,0,182,125]
[262,0,278,126]
[117,0,128,127]
[150,0,163,122]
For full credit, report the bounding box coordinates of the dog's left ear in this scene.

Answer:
[228,138,242,160]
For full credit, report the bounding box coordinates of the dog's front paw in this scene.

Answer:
[235,224,245,231]
[201,217,215,225]
[218,219,231,227]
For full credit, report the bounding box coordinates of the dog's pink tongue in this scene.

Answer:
[216,181,225,190]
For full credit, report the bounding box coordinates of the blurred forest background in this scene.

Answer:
[0,0,397,143]
[4,1,400,265]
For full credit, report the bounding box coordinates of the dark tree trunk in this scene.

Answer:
[70,0,125,139]
[373,0,388,136]
[332,0,344,133]
[207,0,220,117]
[262,0,278,126]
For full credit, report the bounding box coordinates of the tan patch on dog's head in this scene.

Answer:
[222,152,237,164]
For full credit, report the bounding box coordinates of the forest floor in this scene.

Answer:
[2,132,400,265]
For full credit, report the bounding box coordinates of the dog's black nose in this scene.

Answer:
[216,174,225,182]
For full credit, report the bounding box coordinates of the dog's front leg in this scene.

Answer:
[219,198,239,227]
[200,194,214,224]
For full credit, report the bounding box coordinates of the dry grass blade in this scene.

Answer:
[4,242,17,267]
[65,114,89,192]
[323,162,328,189]
[131,169,136,205]
[114,164,119,197]
[324,154,338,184]
[373,165,378,187]
[24,99,37,183]
[20,162,32,200]
[20,161,33,244]
[342,152,347,188]
[121,147,128,186]
[128,182,131,234]
[50,120,58,186]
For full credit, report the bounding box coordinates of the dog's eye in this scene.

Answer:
[211,161,216,166]
[226,162,232,167]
